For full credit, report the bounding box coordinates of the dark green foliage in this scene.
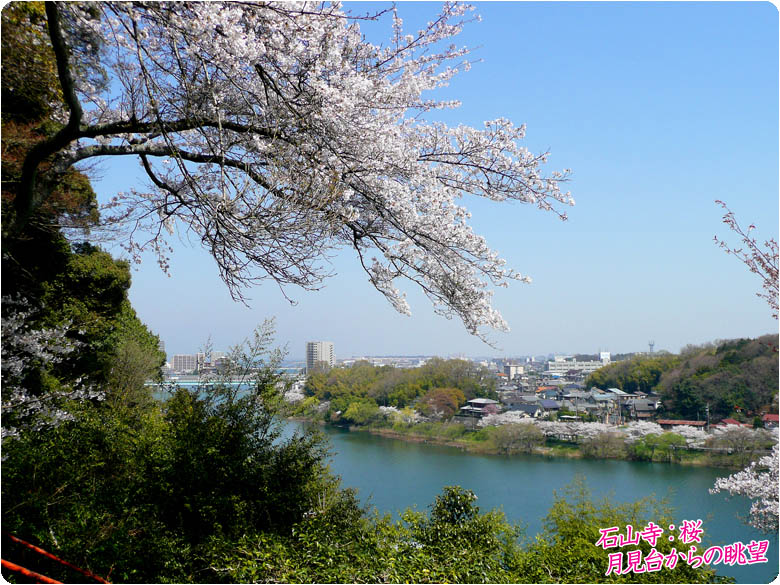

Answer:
[627,433,687,463]
[1,402,172,582]
[515,479,721,583]
[586,336,778,421]
[154,386,326,543]
[2,233,165,404]
[2,373,332,583]
[305,357,496,419]
[210,485,524,584]
[1,2,62,123]
[586,354,680,395]
[205,481,720,584]
[658,336,778,421]
[666,379,706,420]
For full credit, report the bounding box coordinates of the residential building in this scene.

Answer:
[458,398,500,419]
[536,386,559,399]
[503,363,524,380]
[718,418,751,428]
[546,353,611,376]
[508,403,542,418]
[172,354,197,373]
[306,341,335,372]
[624,398,659,420]
[657,419,707,430]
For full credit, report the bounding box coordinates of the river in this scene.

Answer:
[288,422,778,584]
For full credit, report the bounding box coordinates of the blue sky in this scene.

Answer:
[92,2,779,361]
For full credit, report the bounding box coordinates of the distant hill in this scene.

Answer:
[586,335,778,421]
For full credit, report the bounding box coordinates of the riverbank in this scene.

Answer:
[293,415,765,469]
[354,424,722,466]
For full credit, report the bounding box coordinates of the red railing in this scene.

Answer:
[2,533,110,584]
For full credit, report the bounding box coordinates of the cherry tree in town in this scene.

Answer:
[669,424,708,448]
[15,2,572,343]
[479,411,536,427]
[622,420,663,443]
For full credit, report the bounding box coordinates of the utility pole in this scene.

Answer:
[706,403,710,431]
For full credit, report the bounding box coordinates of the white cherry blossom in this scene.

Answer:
[711,444,779,533]
[1,297,104,442]
[17,2,573,343]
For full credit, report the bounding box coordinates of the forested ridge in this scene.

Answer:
[586,335,778,421]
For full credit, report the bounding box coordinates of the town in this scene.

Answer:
[163,339,779,432]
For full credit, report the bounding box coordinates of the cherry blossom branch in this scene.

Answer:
[714,200,779,320]
[18,1,575,342]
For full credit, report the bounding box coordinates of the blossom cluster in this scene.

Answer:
[49,2,573,342]
[711,444,779,533]
[478,415,614,442]
[1,297,103,441]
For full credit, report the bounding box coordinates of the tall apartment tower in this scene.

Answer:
[172,354,197,373]
[306,341,334,373]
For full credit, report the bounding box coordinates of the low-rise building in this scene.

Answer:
[458,398,500,419]
[539,399,561,413]
[624,398,658,420]
[508,403,542,418]
[503,363,524,380]
[546,353,611,376]
[657,419,707,430]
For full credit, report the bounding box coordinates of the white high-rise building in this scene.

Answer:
[172,354,197,373]
[306,341,334,372]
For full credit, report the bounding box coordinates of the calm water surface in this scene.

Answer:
[288,422,778,584]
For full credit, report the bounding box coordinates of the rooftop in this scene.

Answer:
[656,419,707,427]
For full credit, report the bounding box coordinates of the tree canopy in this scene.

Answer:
[12,1,572,343]
[586,336,778,421]
[304,357,496,418]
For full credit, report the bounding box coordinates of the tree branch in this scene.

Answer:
[66,143,275,193]
[14,3,85,232]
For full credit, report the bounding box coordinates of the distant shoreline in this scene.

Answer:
[293,417,757,469]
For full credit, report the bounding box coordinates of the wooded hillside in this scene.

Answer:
[586,335,778,421]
